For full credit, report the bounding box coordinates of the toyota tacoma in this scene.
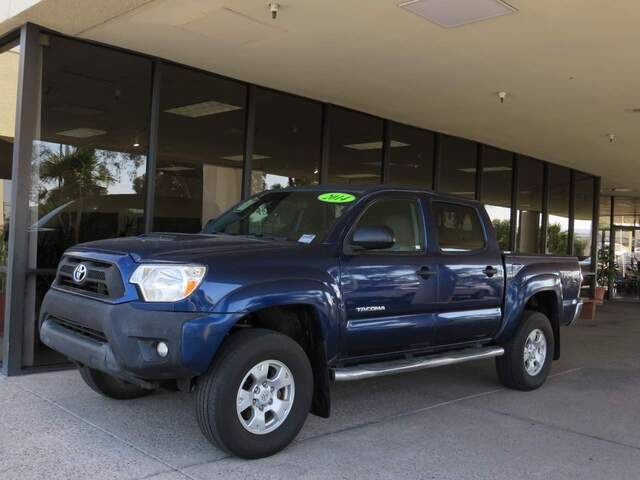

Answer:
[39,186,583,458]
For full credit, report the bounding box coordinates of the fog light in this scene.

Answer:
[156,341,169,358]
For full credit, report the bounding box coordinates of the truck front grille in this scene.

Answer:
[55,255,125,300]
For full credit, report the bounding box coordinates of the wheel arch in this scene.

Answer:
[499,274,563,360]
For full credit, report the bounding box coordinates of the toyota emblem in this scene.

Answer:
[72,263,88,283]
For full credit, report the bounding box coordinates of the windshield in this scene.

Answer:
[204,191,358,243]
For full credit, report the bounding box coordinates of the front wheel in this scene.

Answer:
[196,329,313,459]
[495,310,554,391]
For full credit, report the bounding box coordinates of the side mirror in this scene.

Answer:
[351,226,395,250]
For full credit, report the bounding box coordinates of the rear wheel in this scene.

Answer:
[196,328,313,459]
[495,310,554,391]
[79,366,152,400]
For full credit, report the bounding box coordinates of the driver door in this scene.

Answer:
[339,195,439,358]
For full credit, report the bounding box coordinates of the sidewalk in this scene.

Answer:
[2,302,640,480]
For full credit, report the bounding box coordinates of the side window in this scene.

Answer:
[355,198,425,252]
[432,202,485,252]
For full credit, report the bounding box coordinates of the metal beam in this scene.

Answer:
[540,162,550,254]
[590,176,601,297]
[2,24,41,375]
[475,143,483,202]
[381,120,391,183]
[143,60,162,234]
[509,154,519,252]
[241,85,256,199]
[567,169,576,255]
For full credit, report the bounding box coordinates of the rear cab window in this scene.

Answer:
[431,201,486,252]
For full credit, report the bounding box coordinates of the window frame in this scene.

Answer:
[429,199,488,255]
[342,194,427,256]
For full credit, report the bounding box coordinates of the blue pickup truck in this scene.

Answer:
[39,186,583,458]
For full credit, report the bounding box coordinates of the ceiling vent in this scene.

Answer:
[399,0,517,28]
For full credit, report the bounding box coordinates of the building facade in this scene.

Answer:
[1,24,598,374]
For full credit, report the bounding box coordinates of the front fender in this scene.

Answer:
[182,279,343,372]
[497,272,563,343]
[219,279,342,357]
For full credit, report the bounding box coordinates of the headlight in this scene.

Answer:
[130,264,206,302]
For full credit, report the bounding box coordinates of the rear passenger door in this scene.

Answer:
[340,195,439,357]
[428,200,504,345]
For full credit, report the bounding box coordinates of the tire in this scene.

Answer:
[196,328,313,459]
[495,310,554,391]
[79,366,153,400]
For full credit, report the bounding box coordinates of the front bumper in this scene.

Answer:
[565,298,583,326]
[39,288,242,382]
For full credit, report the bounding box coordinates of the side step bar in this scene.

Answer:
[332,346,504,382]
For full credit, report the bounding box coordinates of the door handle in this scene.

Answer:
[417,266,437,279]
[483,266,499,278]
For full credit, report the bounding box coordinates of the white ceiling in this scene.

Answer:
[2,0,640,195]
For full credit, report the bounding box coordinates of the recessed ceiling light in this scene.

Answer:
[399,0,516,28]
[51,104,104,116]
[220,154,271,162]
[133,143,141,147]
[458,166,512,173]
[334,174,381,179]
[344,140,410,150]
[165,100,243,118]
[158,166,195,172]
[56,128,107,138]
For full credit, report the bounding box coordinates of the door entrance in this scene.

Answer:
[611,226,640,300]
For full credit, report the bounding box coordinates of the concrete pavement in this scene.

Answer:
[1,301,640,479]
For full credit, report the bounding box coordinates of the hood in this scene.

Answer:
[72,233,304,263]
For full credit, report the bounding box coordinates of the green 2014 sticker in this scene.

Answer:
[318,192,356,203]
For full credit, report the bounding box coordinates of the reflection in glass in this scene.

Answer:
[153,65,246,233]
[481,146,512,250]
[386,123,434,189]
[613,196,640,227]
[0,39,19,362]
[546,165,571,255]
[439,134,476,198]
[574,173,594,260]
[328,107,383,184]
[29,35,152,365]
[252,88,321,193]
[515,157,543,253]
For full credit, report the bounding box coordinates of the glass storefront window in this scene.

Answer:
[251,88,322,193]
[386,123,434,189]
[515,156,544,253]
[28,35,153,365]
[546,165,571,255]
[574,173,594,260]
[610,197,640,299]
[327,107,383,184]
[153,64,246,233]
[613,196,640,227]
[438,134,476,198]
[481,146,513,250]
[0,39,19,363]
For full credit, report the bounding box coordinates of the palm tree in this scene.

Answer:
[39,147,115,244]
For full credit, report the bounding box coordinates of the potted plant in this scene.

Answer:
[597,246,618,301]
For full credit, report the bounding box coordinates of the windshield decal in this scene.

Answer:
[317,192,356,203]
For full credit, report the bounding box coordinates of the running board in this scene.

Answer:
[332,346,505,382]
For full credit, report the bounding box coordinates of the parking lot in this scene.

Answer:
[2,301,640,480]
